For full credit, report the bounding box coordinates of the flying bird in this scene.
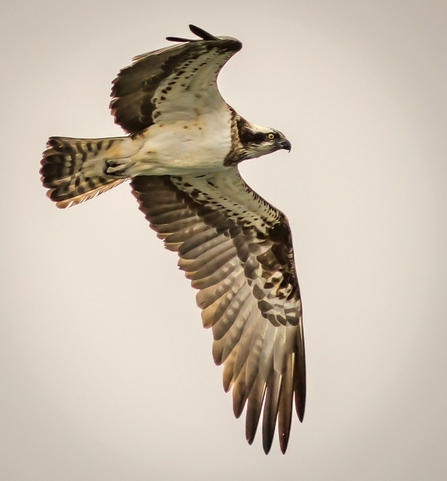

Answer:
[40,24,305,454]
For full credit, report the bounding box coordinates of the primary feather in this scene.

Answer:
[40,24,305,454]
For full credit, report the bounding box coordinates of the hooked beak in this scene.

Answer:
[277,138,292,152]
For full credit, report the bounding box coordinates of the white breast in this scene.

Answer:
[131,107,233,175]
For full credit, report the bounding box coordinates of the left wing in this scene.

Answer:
[131,169,306,454]
[110,25,242,135]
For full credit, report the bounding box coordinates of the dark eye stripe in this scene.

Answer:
[252,132,265,143]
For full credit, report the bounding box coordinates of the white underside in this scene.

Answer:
[105,108,233,177]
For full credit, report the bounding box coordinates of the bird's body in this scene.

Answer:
[40,25,305,454]
[129,110,233,174]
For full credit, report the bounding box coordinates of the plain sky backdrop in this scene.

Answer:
[1,1,446,480]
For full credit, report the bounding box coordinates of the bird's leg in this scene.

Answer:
[105,158,133,178]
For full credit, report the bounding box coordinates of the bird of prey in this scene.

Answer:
[40,24,305,454]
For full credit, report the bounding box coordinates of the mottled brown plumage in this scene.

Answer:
[40,25,305,454]
[131,171,305,453]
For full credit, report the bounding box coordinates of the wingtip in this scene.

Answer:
[166,25,218,43]
[262,434,274,455]
[296,391,306,423]
[189,24,218,41]
[279,436,289,454]
[165,36,190,43]
[295,377,306,422]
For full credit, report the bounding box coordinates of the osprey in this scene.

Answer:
[40,25,305,454]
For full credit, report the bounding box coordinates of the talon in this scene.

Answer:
[105,158,129,176]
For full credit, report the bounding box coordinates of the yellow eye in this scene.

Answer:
[267,133,275,140]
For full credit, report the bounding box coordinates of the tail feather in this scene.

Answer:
[40,136,127,208]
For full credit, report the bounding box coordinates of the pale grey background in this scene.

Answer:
[1,1,446,479]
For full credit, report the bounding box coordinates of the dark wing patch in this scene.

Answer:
[168,170,301,327]
[110,25,242,135]
[131,172,305,454]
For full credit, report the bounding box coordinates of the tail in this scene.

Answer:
[40,136,129,208]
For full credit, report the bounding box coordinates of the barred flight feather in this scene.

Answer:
[41,24,305,455]
[131,171,305,454]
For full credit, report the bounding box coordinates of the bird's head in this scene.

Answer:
[237,120,291,161]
